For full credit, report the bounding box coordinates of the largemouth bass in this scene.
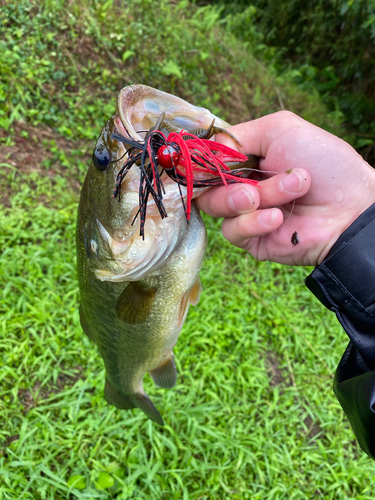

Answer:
[77,85,254,425]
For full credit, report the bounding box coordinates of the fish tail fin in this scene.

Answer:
[104,378,164,426]
[133,392,164,426]
[104,378,136,410]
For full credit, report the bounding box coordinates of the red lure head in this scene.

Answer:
[156,144,181,169]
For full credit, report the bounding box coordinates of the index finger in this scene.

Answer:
[215,110,306,157]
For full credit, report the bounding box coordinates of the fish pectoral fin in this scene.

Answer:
[150,355,177,389]
[79,304,95,341]
[133,393,165,426]
[115,281,156,324]
[104,378,136,410]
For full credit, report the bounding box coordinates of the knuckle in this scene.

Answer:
[274,110,300,126]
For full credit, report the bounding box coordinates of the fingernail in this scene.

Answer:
[281,170,304,194]
[259,208,278,226]
[228,186,255,212]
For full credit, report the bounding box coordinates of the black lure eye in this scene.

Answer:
[93,144,110,171]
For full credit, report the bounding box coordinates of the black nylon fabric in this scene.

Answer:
[305,202,375,459]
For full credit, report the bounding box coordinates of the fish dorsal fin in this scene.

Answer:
[150,355,177,389]
[115,282,156,324]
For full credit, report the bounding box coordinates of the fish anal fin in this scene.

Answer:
[104,378,135,410]
[79,304,94,341]
[115,282,156,324]
[150,355,177,389]
[134,393,164,426]
[178,277,202,327]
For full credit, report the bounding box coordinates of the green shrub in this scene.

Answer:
[211,0,375,162]
[0,0,339,145]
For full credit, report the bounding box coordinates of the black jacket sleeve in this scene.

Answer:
[305,202,375,459]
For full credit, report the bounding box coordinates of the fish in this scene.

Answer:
[76,84,256,425]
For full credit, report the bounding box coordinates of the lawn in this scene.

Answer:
[1,1,374,498]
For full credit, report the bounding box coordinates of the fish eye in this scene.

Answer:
[93,144,110,171]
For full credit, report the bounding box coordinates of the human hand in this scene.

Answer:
[196,111,375,266]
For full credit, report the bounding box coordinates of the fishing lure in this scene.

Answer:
[111,116,259,238]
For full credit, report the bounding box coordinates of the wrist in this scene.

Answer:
[318,197,375,264]
[317,201,375,265]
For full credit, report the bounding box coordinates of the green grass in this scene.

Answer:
[2,170,375,499]
[1,0,375,498]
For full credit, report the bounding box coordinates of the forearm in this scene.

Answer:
[305,202,375,458]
